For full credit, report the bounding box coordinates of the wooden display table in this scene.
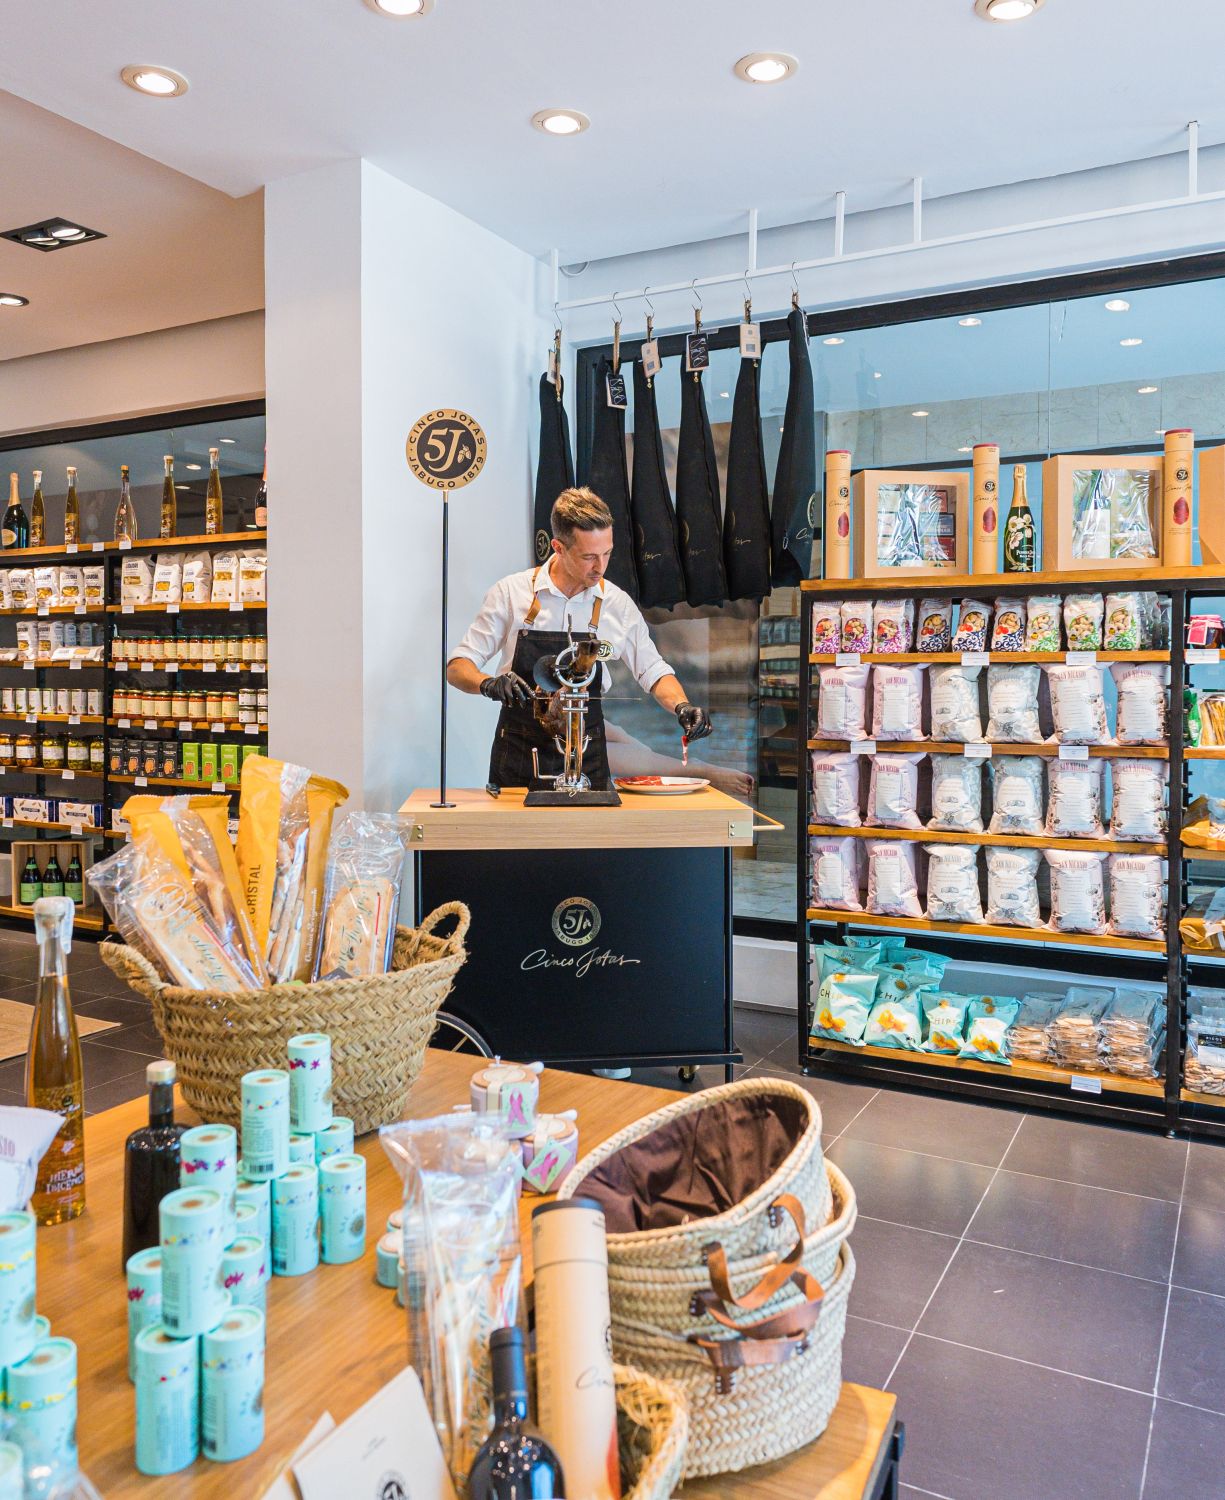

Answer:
[45,1050,899,1498]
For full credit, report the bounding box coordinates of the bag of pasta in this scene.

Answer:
[236,755,311,983]
[316,811,413,980]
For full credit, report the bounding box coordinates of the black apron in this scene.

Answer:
[771,307,817,586]
[722,347,772,602]
[675,364,727,608]
[630,357,685,610]
[487,576,611,790]
[532,372,575,567]
[582,359,640,600]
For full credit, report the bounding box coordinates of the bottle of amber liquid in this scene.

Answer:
[25,897,85,1225]
[63,466,79,544]
[255,451,267,530]
[114,464,138,544]
[160,455,177,539]
[29,470,45,546]
[205,447,223,535]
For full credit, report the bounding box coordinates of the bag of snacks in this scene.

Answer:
[1050,986,1112,1067]
[1108,854,1165,940]
[1104,591,1143,650]
[985,664,1041,742]
[810,752,862,827]
[952,599,992,652]
[1181,890,1225,954]
[1046,756,1105,838]
[236,755,311,982]
[316,811,413,980]
[871,665,924,740]
[152,557,182,605]
[1112,663,1169,746]
[886,947,949,979]
[1100,987,1164,1079]
[991,599,1026,653]
[816,664,870,741]
[872,598,914,654]
[866,839,922,917]
[1186,993,1225,1093]
[812,599,840,654]
[915,598,952,653]
[1063,593,1104,650]
[818,940,886,982]
[1182,794,1225,850]
[83,565,105,607]
[1200,692,1225,747]
[811,970,878,1045]
[1046,663,1110,744]
[7,570,32,610]
[867,751,924,829]
[1045,850,1108,935]
[1110,758,1167,843]
[239,550,268,605]
[1009,994,1062,1061]
[985,846,1042,927]
[1025,595,1062,652]
[211,552,239,604]
[929,664,983,743]
[33,567,58,608]
[960,996,1020,1064]
[924,844,983,923]
[988,755,1045,836]
[922,992,970,1054]
[863,988,923,1050]
[839,601,871,655]
[57,566,83,607]
[181,551,214,604]
[0,574,10,609]
[809,836,864,912]
[1186,688,1204,747]
[928,753,984,833]
[121,554,154,605]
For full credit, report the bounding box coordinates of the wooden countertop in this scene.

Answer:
[401,785,762,850]
[51,1049,895,1499]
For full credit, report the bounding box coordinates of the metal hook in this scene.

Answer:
[611,293,623,326]
[643,287,655,341]
[690,277,703,312]
[552,300,563,335]
[790,263,801,311]
[743,270,753,323]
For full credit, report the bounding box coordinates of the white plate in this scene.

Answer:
[615,776,711,795]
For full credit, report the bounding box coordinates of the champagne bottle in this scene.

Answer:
[122,1060,186,1266]
[160,455,177,540]
[64,852,83,905]
[30,469,45,546]
[1002,464,1036,573]
[3,473,29,550]
[255,451,267,530]
[467,1328,564,1500]
[64,466,79,544]
[114,464,138,544]
[41,852,64,898]
[19,853,41,906]
[26,897,85,1225]
[205,447,223,535]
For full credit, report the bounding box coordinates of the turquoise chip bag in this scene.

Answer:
[863,989,924,1050]
[960,995,1021,1064]
[811,970,880,1045]
[921,991,971,1055]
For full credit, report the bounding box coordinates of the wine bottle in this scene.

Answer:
[64,466,79,544]
[160,455,177,540]
[114,464,138,544]
[30,470,45,546]
[255,451,267,530]
[1002,464,1036,573]
[205,447,223,535]
[41,852,64,898]
[4,473,29,550]
[64,852,83,905]
[19,853,41,906]
[122,1060,187,1267]
[467,1327,564,1500]
[26,897,85,1225]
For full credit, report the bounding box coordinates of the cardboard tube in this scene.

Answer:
[972,444,1000,575]
[824,450,852,579]
[1164,428,1194,567]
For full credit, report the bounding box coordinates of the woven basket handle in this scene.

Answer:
[417,902,471,952]
[696,1193,809,1313]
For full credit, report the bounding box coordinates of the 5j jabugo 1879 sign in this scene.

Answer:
[406,409,487,490]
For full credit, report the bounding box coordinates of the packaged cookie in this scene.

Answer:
[871,665,925,740]
[952,599,992,653]
[922,992,970,1055]
[1063,593,1103,651]
[1025,595,1062,652]
[929,664,983,743]
[960,996,1020,1065]
[915,598,952,653]
[928,753,984,833]
[816,664,870,741]
[810,752,862,827]
[867,751,924,830]
[1045,851,1108,935]
[866,839,923,918]
[1046,757,1105,838]
[988,755,1045,836]
[872,598,914,654]
[1112,663,1169,746]
[1046,663,1110,744]
[811,970,879,1046]
[1108,854,1165,939]
[985,846,1043,927]
[1104,591,1143,651]
[839,601,871,655]
[991,599,1027,653]
[809,836,864,912]
[985,664,1042,742]
[1110,758,1168,843]
[924,845,984,923]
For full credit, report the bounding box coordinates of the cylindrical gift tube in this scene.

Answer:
[240,1070,290,1182]
[288,1134,314,1165]
[202,1306,265,1463]
[386,1208,403,1234]
[375,1231,399,1289]
[180,1124,238,1249]
[532,1200,619,1500]
[520,1114,580,1195]
[823,449,852,579]
[287,1033,333,1134]
[126,1246,163,1383]
[271,1165,318,1278]
[319,1154,366,1266]
[972,443,1001,574]
[0,1442,20,1500]
[8,1338,78,1490]
[1164,428,1194,566]
[314,1117,354,1162]
[31,1315,49,1344]
[222,1235,267,1313]
[134,1326,199,1476]
[0,1213,37,1371]
[159,1187,227,1337]
[469,1061,541,1138]
[235,1178,271,1248]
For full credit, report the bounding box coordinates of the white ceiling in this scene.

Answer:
[0,0,1223,269]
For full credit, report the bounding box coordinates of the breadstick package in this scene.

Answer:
[236,754,311,982]
[297,774,351,982]
[315,812,412,980]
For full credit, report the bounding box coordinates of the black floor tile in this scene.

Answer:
[85,1019,165,1057]
[970,1168,1179,1283]
[731,1006,796,1064]
[839,1314,909,1391]
[847,1216,957,1330]
[0,1057,27,1094]
[746,1066,878,1140]
[1171,1202,1225,1298]
[84,1071,152,1115]
[68,994,153,1026]
[840,1087,1021,1168]
[1001,1112,1188,1202]
[890,1334,1152,1500]
[624,1065,735,1091]
[826,1137,995,1237]
[80,1038,160,1090]
[1182,1141,1225,1215]
[1156,1287,1225,1413]
[1142,1397,1225,1499]
[918,1239,1167,1389]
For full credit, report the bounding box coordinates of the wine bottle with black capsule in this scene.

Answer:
[1002,464,1036,573]
[466,1327,564,1500]
[122,1060,187,1265]
[255,451,267,530]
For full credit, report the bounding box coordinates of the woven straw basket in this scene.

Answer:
[99,903,469,1136]
[615,1363,689,1500]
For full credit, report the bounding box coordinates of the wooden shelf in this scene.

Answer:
[0,606,106,619]
[1185,747,1225,759]
[111,774,238,790]
[0,658,103,671]
[107,716,264,736]
[112,662,265,674]
[807,738,1169,759]
[0,902,104,930]
[809,650,1169,666]
[802,566,1225,594]
[1183,843,1225,860]
[1181,1088,1225,1107]
[808,823,1164,855]
[0,715,103,726]
[0,818,117,838]
[805,906,1166,952]
[106,602,266,615]
[105,530,266,554]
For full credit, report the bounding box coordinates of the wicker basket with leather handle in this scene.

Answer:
[615,1363,688,1499]
[99,902,469,1136]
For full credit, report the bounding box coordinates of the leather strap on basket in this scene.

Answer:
[695,1193,810,1313]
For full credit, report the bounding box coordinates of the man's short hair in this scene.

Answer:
[551,487,613,544]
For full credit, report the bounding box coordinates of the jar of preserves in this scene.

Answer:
[66,737,89,772]
[89,738,104,771]
[170,689,189,719]
[200,635,216,662]
[141,690,160,719]
[254,636,267,663]
[205,692,224,722]
[225,634,241,662]
[0,735,14,767]
[40,736,65,770]
[221,690,239,720]
[241,634,256,662]
[187,635,203,662]
[187,690,206,719]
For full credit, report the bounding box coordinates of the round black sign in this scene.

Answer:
[406,409,487,490]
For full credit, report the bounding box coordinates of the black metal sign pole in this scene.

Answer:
[432,492,454,809]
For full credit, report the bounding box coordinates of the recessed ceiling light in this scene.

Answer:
[120,65,189,98]
[363,0,433,13]
[973,0,1044,19]
[3,219,105,253]
[219,438,236,444]
[912,410,930,418]
[823,336,844,346]
[50,226,86,241]
[0,294,28,308]
[1105,298,1131,312]
[1120,337,1143,347]
[185,463,202,471]
[531,109,590,136]
[734,52,799,84]
[958,317,983,327]
[1138,385,1159,394]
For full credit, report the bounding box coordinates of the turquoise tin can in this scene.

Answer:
[314,1116,354,1162]
[319,1154,366,1265]
[180,1124,239,1248]
[125,1246,163,1383]
[235,1178,271,1247]
[0,1441,20,1500]
[375,1230,399,1289]
[134,1326,199,1476]
[7,1337,77,1490]
[201,1306,265,1463]
[288,1134,314,1165]
[31,1316,49,1343]
[239,1070,290,1182]
[222,1235,267,1313]
[159,1186,227,1337]
[271,1165,318,1277]
[287,1033,333,1134]
[0,1212,36,1371]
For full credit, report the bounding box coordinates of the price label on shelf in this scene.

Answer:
[68,716,79,726]
[62,770,74,782]
[144,719,157,730]
[2,820,12,830]
[114,661,127,671]
[228,601,244,613]
[1058,744,1090,761]
[225,663,241,674]
[140,661,154,672]
[21,662,32,673]
[68,659,81,672]
[960,652,990,667]
[73,603,86,616]
[166,661,179,672]
[1070,1075,1102,1095]
[166,604,180,615]
[24,714,35,725]
[211,722,225,734]
[117,718,131,729]
[850,739,877,756]
[835,652,861,668]
[134,775,148,787]
[211,781,226,794]
[245,724,259,735]
[118,539,132,551]
[65,543,78,555]
[35,606,48,619]
[964,742,991,759]
[252,663,265,674]
[1066,650,1097,666]
[68,823,82,837]
[178,720,192,733]
[121,603,135,615]
[91,542,104,553]
[203,662,217,674]
[1187,648,1221,665]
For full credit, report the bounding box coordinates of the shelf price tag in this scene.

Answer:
[166,662,179,673]
[225,663,241,674]
[178,720,192,732]
[2,820,12,830]
[117,718,131,729]
[114,661,127,671]
[91,542,104,553]
[24,714,35,725]
[245,724,259,735]
[134,775,148,787]
[166,604,180,615]
[228,600,243,613]
[65,543,78,555]
[62,770,74,782]
[21,662,32,673]
[850,739,877,756]
[121,603,135,615]
[35,606,48,619]
[73,604,86,617]
[68,823,82,837]
[140,661,154,672]
[211,781,226,794]
[1066,650,1097,666]
[835,652,861,667]
[960,651,990,667]
[68,715,80,726]
[1058,744,1090,761]
[118,539,132,551]
[1070,1075,1102,1095]
[1187,648,1221,664]
[252,663,265,674]
[68,659,81,672]
[143,719,157,730]
[203,662,217,674]
[210,722,225,734]
[964,742,991,759]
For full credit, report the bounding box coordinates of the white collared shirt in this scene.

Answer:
[450,563,674,694]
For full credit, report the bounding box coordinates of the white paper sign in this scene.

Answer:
[961,651,990,667]
[835,652,861,667]
[964,743,991,759]
[1058,744,1090,761]
[1070,1075,1102,1094]
[850,739,878,756]
[1188,648,1221,664]
[1066,650,1098,665]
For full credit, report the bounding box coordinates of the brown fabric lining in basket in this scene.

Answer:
[579,1092,811,1234]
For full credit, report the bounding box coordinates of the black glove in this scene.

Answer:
[675,702,712,742]
[480,671,533,707]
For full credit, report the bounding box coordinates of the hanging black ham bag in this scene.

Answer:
[722,351,772,602]
[533,371,574,567]
[630,357,686,610]
[771,308,817,586]
[675,366,728,608]
[583,358,640,600]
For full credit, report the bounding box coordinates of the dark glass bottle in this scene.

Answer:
[19,854,41,906]
[254,452,267,530]
[40,852,64,898]
[4,473,29,550]
[467,1328,564,1500]
[64,853,84,906]
[122,1059,187,1267]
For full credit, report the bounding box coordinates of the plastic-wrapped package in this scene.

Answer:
[1046,757,1105,838]
[872,599,914,653]
[809,836,864,912]
[1107,854,1165,939]
[817,664,870,741]
[915,599,952,653]
[810,752,862,827]
[811,599,841,655]
[1049,986,1113,1068]
[1112,663,1169,746]
[988,756,1045,836]
[866,839,923,917]
[952,599,992,652]
[817,940,886,982]
[885,948,949,979]
[924,844,983,923]
[1110,758,1168,843]
[874,483,958,568]
[236,755,311,982]
[1182,794,1225,850]
[1045,852,1108,935]
[1063,594,1104,650]
[867,752,924,830]
[990,599,1027,653]
[871,665,925,740]
[1186,990,1225,1094]
[929,664,983,743]
[921,992,969,1054]
[1008,994,1063,1062]
[985,664,1042,742]
[839,601,871,655]
[960,995,1020,1064]
[315,812,413,979]
[984,846,1043,927]
[1025,596,1062,652]
[863,988,923,1050]
[1186,687,1204,747]
[810,970,879,1045]
[1104,592,1143,650]
[928,753,984,833]
[1046,664,1110,744]
[1180,890,1225,954]
[1099,988,1164,1079]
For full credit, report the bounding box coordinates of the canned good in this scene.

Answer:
[0,1212,37,1368]
[201,1306,265,1462]
[240,1070,289,1181]
[319,1154,366,1266]
[8,1338,78,1489]
[158,1187,227,1337]
[125,1246,163,1384]
[39,688,55,714]
[0,689,12,714]
[11,689,25,714]
[134,1326,199,1476]
[54,689,69,715]
[271,1165,319,1277]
